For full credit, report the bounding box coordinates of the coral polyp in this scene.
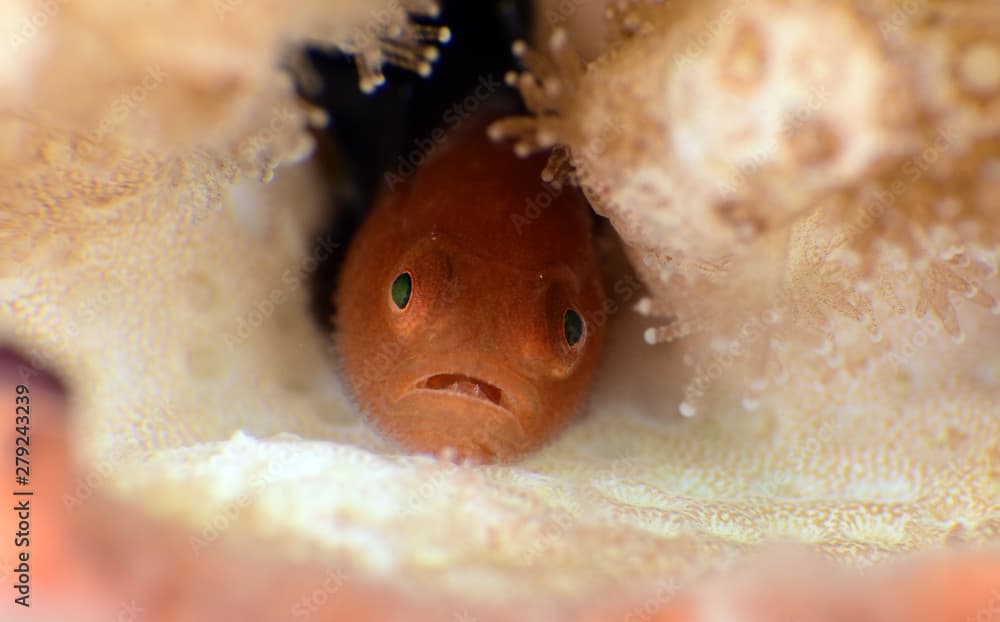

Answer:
[495,0,1000,407]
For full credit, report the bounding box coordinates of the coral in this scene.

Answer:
[495,0,1000,410]
[0,0,450,460]
[1,0,1000,620]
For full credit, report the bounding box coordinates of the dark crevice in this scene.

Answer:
[299,0,534,334]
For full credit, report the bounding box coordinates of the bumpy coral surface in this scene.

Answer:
[1,0,999,619]
[497,0,1000,413]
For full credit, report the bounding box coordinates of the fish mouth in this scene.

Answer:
[409,372,510,412]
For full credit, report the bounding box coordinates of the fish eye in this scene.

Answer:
[563,309,584,346]
[390,272,412,309]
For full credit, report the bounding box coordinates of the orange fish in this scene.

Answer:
[335,112,608,463]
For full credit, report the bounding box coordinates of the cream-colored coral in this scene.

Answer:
[0,0,447,460]
[500,0,916,257]
[1,0,999,616]
[497,0,1000,410]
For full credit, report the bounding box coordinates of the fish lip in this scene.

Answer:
[404,372,513,413]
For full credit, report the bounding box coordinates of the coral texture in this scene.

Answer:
[1,0,999,619]
[496,0,1000,412]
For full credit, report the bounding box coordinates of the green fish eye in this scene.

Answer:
[563,309,584,346]
[391,272,412,309]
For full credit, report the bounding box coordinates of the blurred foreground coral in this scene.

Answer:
[1,0,999,620]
